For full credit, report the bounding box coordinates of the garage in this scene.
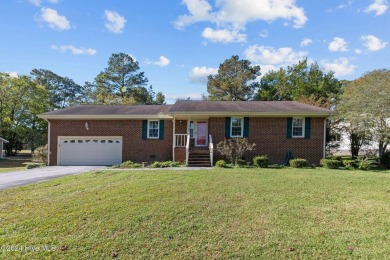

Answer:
[58,137,122,166]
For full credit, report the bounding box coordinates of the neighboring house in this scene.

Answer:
[0,137,9,159]
[38,101,331,166]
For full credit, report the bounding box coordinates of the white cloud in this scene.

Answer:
[189,66,218,83]
[40,8,70,30]
[328,37,349,52]
[244,45,307,66]
[202,27,246,43]
[259,30,268,38]
[361,35,387,51]
[355,49,363,54]
[145,56,170,67]
[5,72,18,78]
[328,1,353,12]
[104,10,126,34]
[364,0,388,16]
[165,93,204,102]
[29,0,42,5]
[175,0,214,29]
[321,58,356,77]
[176,0,307,29]
[51,45,97,55]
[29,0,58,6]
[300,38,313,47]
[175,0,307,43]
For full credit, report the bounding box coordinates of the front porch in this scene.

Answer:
[172,119,214,167]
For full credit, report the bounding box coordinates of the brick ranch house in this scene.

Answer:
[38,101,332,166]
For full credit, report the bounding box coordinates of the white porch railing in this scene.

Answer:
[185,134,190,166]
[175,134,187,147]
[209,135,214,166]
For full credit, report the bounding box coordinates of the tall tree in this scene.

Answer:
[337,69,390,157]
[0,73,49,155]
[154,92,166,105]
[257,59,342,108]
[31,69,83,109]
[207,55,261,101]
[95,53,148,99]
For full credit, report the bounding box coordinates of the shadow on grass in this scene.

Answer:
[0,154,32,170]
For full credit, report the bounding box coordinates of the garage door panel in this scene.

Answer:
[59,137,122,166]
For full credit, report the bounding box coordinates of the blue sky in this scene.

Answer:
[1,0,389,103]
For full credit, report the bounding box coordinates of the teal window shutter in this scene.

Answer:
[305,117,311,139]
[243,117,249,137]
[225,117,231,138]
[142,120,147,140]
[159,120,164,140]
[287,117,292,139]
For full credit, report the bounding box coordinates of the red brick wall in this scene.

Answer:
[209,117,325,165]
[49,119,173,166]
[175,120,187,134]
[174,148,186,163]
[49,117,325,166]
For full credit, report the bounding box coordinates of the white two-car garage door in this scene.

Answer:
[58,137,122,166]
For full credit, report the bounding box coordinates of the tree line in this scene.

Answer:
[0,53,165,155]
[206,55,389,158]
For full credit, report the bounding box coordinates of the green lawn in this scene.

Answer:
[0,157,32,173]
[1,168,389,259]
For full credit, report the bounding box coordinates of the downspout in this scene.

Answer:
[323,118,327,159]
[172,116,176,162]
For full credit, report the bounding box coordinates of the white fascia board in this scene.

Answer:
[38,114,173,120]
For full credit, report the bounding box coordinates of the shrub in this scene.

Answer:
[342,159,357,168]
[289,158,307,168]
[268,164,284,169]
[150,161,180,168]
[253,155,269,168]
[215,160,227,168]
[26,163,46,169]
[322,159,343,169]
[216,138,256,165]
[113,160,142,168]
[358,159,372,171]
[32,145,48,163]
[236,159,246,167]
[380,151,390,169]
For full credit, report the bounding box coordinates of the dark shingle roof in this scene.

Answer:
[38,101,331,119]
[169,101,331,115]
[39,104,172,118]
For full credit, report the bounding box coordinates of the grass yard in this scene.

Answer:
[1,168,389,259]
[0,157,32,173]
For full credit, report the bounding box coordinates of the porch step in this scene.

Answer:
[188,149,211,167]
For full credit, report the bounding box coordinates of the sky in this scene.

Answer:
[0,0,389,103]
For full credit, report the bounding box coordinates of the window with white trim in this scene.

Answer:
[292,118,305,138]
[231,117,243,137]
[148,120,159,139]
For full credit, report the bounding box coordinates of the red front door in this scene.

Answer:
[196,121,207,146]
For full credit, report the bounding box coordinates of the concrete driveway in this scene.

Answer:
[0,166,105,190]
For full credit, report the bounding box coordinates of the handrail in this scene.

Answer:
[185,134,190,166]
[174,134,187,147]
[208,135,214,166]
